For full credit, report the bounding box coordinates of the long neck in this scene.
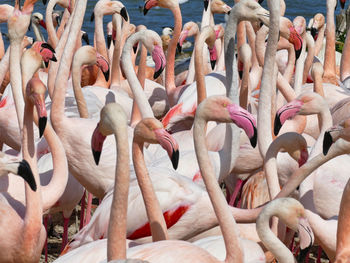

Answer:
[165,6,182,107]
[22,101,43,261]
[9,36,25,132]
[219,10,241,179]
[110,15,122,88]
[185,31,199,84]
[293,34,306,95]
[72,54,89,118]
[257,0,280,159]
[314,25,325,57]
[46,0,59,49]
[340,25,350,82]
[282,44,295,83]
[93,11,109,88]
[194,117,244,263]
[56,9,70,40]
[107,121,130,261]
[121,35,154,119]
[323,2,336,78]
[302,34,315,84]
[256,206,295,263]
[47,6,74,98]
[0,46,10,87]
[335,179,350,261]
[40,123,68,211]
[51,0,87,129]
[130,43,147,127]
[194,31,209,104]
[216,36,225,72]
[0,31,4,59]
[132,140,169,242]
[32,23,45,42]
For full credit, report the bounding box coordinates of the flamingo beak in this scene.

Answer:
[274,100,303,136]
[144,0,158,15]
[42,0,47,5]
[90,12,95,22]
[34,93,47,138]
[340,0,346,9]
[82,32,89,45]
[227,104,258,148]
[56,15,61,27]
[39,19,47,30]
[120,7,128,22]
[154,128,180,170]
[310,27,318,40]
[204,0,209,11]
[298,148,309,167]
[96,53,110,82]
[323,131,333,155]
[296,217,314,263]
[209,46,217,70]
[288,26,303,60]
[258,0,264,3]
[91,123,107,165]
[18,159,36,191]
[107,35,112,49]
[152,45,166,79]
[177,43,182,53]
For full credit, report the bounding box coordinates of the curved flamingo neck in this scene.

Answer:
[121,33,154,119]
[335,179,350,261]
[51,0,87,129]
[132,139,169,242]
[22,99,43,259]
[165,6,182,107]
[194,29,212,105]
[110,14,122,88]
[185,28,199,84]
[47,7,74,98]
[302,34,315,84]
[130,42,147,127]
[193,116,243,263]
[340,26,350,82]
[46,0,59,49]
[56,9,70,40]
[107,118,130,261]
[72,51,90,118]
[256,202,295,263]
[0,47,10,88]
[323,2,336,78]
[257,0,280,159]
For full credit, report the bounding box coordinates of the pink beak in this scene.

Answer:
[274,100,303,136]
[154,128,179,170]
[91,123,107,165]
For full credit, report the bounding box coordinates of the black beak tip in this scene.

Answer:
[227,10,230,15]
[42,0,47,5]
[250,126,257,148]
[82,33,89,45]
[171,149,179,170]
[44,61,49,68]
[18,159,37,191]
[238,70,243,80]
[323,131,333,155]
[120,7,128,22]
[204,0,209,11]
[210,60,216,70]
[274,114,282,136]
[92,149,101,166]
[103,69,110,82]
[143,6,149,15]
[341,1,345,9]
[310,28,317,39]
[51,54,57,62]
[107,35,112,49]
[177,43,182,53]
[297,245,312,263]
[90,12,95,22]
[133,44,138,54]
[295,48,302,61]
[153,68,163,79]
[39,117,47,138]
[258,0,264,3]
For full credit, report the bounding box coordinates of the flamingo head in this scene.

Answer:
[310,13,325,40]
[322,119,350,155]
[211,0,231,15]
[144,0,178,15]
[274,99,303,136]
[234,0,269,26]
[287,26,303,60]
[296,217,314,262]
[96,52,110,82]
[144,0,159,15]
[27,78,47,138]
[134,118,180,170]
[30,12,46,30]
[92,1,128,22]
[32,41,57,68]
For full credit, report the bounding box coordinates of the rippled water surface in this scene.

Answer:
[0,0,345,48]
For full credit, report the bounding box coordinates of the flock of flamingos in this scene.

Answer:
[3,0,350,261]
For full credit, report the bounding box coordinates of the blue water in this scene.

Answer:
[0,0,345,48]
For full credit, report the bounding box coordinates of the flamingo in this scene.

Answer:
[30,12,47,42]
[256,197,314,263]
[0,77,49,263]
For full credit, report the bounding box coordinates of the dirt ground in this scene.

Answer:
[40,201,331,263]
